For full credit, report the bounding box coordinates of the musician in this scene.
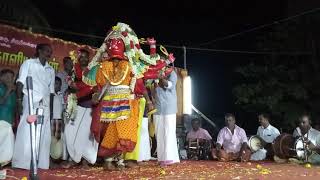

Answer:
[186,118,212,142]
[250,113,280,161]
[293,114,320,164]
[212,113,251,162]
[186,117,212,160]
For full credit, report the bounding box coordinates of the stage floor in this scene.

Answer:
[3,160,320,179]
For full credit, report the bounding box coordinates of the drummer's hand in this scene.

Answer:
[307,142,317,151]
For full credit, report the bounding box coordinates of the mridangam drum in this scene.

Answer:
[295,137,309,160]
[248,135,263,152]
[272,133,296,159]
[187,139,212,160]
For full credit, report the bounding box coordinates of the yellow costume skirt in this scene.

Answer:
[98,98,140,157]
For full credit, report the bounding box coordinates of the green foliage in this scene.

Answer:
[233,19,320,130]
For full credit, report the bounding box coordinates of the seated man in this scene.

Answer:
[186,117,212,160]
[292,114,320,164]
[212,113,251,162]
[186,118,212,142]
[250,113,280,161]
[0,69,16,167]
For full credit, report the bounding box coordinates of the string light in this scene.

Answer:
[195,7,320,47]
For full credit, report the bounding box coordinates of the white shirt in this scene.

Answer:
[17,58,55,103]
[293,127,320,146]
[53,91,63,119]
[257,124,280,143]
[217,125,248,153]
[56,71,69,95]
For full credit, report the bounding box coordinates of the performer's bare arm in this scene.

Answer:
[143,91,154,112]
[159,78,169,88]
[16,82,24,115]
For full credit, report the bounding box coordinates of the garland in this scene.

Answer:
[102,63,129,86]
[99,60,131,85]
[64,93,77,122]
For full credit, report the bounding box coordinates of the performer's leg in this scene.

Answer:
[56,120,62,140]
[81,159,90,169]
[103,156,117,171]
[51,120,56,137]
[116,154,125,170]
[61,159,77,168]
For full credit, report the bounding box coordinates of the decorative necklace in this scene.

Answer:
[102,61,129,86]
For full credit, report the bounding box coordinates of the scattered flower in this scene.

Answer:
[305,163,312,168]
[160,169,166,175]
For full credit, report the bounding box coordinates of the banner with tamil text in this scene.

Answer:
[0,24,96,74]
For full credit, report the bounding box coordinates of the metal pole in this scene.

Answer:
[26,76,38,180]
[191,104,217,128]
[183,46,187,70]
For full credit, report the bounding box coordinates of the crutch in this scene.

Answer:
[35,106,44,162]
[26,76,39,180]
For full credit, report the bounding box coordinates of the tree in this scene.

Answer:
[233,18,320,131]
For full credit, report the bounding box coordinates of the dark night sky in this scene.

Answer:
[25,0,292,133]
[26,0,288,46]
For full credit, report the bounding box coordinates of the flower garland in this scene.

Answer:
[64,51,78,122]
[64,93,77,122]
[106,23,160,79]
[90,22,171,88]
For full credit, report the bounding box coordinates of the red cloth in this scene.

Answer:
[73,63,94,99]
[91,103,102,142]
[134,78,147,95]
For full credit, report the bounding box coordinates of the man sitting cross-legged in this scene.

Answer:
[212,113,251,162]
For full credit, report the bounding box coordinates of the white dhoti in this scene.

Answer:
[250,149,267,161]
[0,121,14,166]
[154,114,180,164]
[138,117,151,162]
[64,106,98,164]
[12,98,51,170]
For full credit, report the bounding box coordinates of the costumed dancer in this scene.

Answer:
[90,23,175,170]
